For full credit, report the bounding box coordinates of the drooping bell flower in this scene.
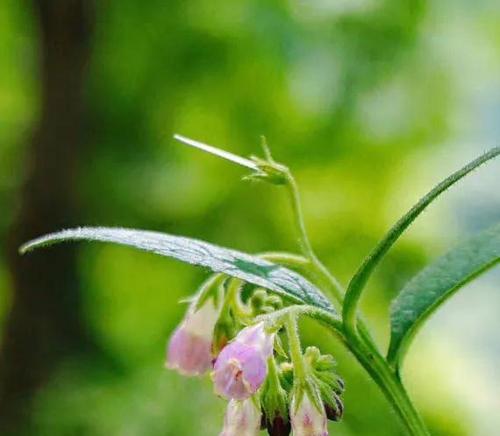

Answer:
[220,398,261,436]
[213,322,275,400]
[166,299,219,376]
[290,391,328,436]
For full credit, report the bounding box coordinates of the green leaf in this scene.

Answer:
[20,227,335,313]
[388,222,500,369]
[343,147,500,331]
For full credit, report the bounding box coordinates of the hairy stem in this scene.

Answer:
[282,169,381,355]
[285,313,307,381]
[280,167,428,434]
[283,170,344,304]
[343,329,429,436]
[284,306,429,435]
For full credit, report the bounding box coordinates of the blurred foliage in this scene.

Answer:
[1,0,500,434]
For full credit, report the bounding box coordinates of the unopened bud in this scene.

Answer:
[334,377,345,395]
[290,391,328,436]
[304,346,321,364]
[220,398,261,436]
[266,295,283,310]
[325,394,344,422]
[266,415,292,436]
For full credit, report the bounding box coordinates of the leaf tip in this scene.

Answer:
[18,243,30,255]
[172,133,186,143]
[18,237,44,255]
[173,133,259,171]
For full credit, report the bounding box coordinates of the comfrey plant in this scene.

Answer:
[20,136,500,436]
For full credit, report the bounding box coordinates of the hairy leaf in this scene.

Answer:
[388,222,500,369]
[343,147,500,330]
[20,227,335,313]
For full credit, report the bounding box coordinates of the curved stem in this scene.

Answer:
[257,304,343,334]
[343,329,429,436]
[218,278,252,325]
[278,161,429,434]
[284,170,344,304]
[284,306,429,435]
[281,168,383,355]
[282,170,377,338]
[258,296,428,433]
[258,252,310,270]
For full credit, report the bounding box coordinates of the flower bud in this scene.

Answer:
[166,300,219,376]
[213,322,275,400]
[291,391,328,436]
[325,394,344,422]
[265,416,292,436]
[333,377,345,395]
[249,289,268,311]
[260,358,291,436]
[266,295,283,310]
[279,362,294,391]
[220,398,261,436]
[307,348,345,421]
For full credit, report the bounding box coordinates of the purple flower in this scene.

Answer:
[220,399,261,436]
[291,392,328,436]
[166,301,219,376]
[213,322,275,400]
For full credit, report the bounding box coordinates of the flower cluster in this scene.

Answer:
[166,280,344,435]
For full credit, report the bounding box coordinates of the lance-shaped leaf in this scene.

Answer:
[388,222,500,370]
[20,227,335,313]
[342,147,500,331]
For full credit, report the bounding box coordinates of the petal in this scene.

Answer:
[220,399,261,436]
[213,344,267,400]
[291,393,328,436]
[235,323,274,357]
[167,326,213,376]
[184,302,220,338]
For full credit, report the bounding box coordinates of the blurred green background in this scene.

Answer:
[1,0,499,435]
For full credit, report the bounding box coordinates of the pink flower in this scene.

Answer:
[220,398,261,436]
[291,392,328,436]
[166,301,219,376]
[213,322,275,400]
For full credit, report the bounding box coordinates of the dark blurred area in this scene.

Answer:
[0,0,499,434]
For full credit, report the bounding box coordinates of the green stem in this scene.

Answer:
[282,170,381,352]
[258,252,310,270]
[284,170,344,304]
[224,278,251,321]
[283,167,382,351]
[343,330,429,436]
[283,167,386,364]
[275,306,428,434]
[278,161,429,434]
[285,313,307,381]
[257,304,343,334]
